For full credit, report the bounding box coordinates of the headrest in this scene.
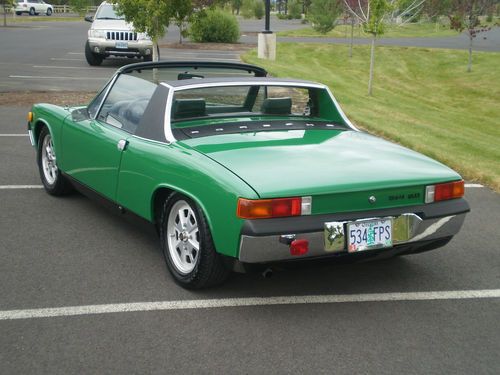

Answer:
[173,98,206,119]
[260,97,292,115]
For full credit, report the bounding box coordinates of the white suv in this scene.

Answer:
[85,2,153,66]
[15,0,53,16]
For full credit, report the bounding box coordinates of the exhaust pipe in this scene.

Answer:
[262,268,273,279]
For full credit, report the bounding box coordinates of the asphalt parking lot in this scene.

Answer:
[1,21,500,375]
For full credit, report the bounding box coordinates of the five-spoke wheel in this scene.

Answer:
[167,200,201,274]
[37,127,72,196]
[160,193,229,288]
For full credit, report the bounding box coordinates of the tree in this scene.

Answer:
[309,0,342,34]
[112,0,175,63]
[448,0,494,72]
[424,0,452,21]
[344,0,425,95]
[1,0,14,27]
[344,0,359,58]
[171,0,193,44]
[231,0,243,14]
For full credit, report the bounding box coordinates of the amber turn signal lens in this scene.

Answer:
[27,112,33,122]
[434,180,465,202]
[237,197,302,219]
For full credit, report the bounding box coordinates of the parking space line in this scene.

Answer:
[0,185,43,189]
[162,50,242,55]
[1,289,499,321]
[68,52,85,55]
[464,183,484,188]
[9,75,107,80]
[33,65,105,70]
[51,58,84,61]
[0,134,28,137]
[164,57,240,61]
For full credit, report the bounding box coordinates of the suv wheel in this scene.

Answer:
[46,8,52,16]
[85,41,103,66]
[29,7,35,16]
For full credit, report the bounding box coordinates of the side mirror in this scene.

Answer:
[71,107,90,122]
[84,15,94,23]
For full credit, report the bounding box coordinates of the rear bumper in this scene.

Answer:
[238,199,469,263]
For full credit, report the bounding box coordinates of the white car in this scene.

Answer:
[85,2,153,66]
[15,0,53,16]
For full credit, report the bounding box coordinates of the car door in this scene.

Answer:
[61,74,156,201]
[33,0,41,13]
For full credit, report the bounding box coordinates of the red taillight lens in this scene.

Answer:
[237,197,302,219]
[434,180,465,202]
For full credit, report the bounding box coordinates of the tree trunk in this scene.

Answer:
[349,18,354,59]
[467,33,473,73]
[3,6,7,27]
[179,25,183,44]
[368,34,376,96]
[153,40,160,62]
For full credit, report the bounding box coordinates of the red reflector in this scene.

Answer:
[435,180,465,201]
[290,239,309,256]
[237,197,301,219]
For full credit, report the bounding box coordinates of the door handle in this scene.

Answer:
[117,139,128,151]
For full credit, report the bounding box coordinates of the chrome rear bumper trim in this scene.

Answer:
[238,213,466,263]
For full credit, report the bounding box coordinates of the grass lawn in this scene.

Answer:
[3,16,82,23]
[278,22,460,38]
[242,43,500,191]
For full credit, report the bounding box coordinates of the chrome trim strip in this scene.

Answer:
[163,83,175,144]
[131,134,169,146]
[238,213,466,263]
[28,130,35,146]
[93,73,119,121]
[324,86,359,131]
[160,80,327,91]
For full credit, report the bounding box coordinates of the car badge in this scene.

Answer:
[369,195,376,204]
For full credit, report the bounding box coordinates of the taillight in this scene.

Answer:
[425,180,464,203]
[237,197,311,219]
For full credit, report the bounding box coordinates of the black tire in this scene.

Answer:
[37,127,73,196]
[16,11,22,16]
[29,7,35,16]
[159,193,230,289]
[46,8,52,16]
[143,54,152,62]
[85,41,103,66]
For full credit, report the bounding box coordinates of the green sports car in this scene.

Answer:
[28,61,470,288]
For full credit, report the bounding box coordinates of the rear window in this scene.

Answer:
[171,85,312,122]
[169,84,349,139]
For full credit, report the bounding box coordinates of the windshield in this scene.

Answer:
[95,4,124,20]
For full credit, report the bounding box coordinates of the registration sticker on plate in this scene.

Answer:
[115,41,128,49]
[347,218,392,253]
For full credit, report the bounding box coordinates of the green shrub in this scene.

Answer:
[189,8,240,43]
[288,0,302,20]
[254,0,264,19]
[241,0,254,19]
[309,0,342,34]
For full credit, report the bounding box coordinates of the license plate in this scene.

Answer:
[347,218,392,252]
[115,41,128,49]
